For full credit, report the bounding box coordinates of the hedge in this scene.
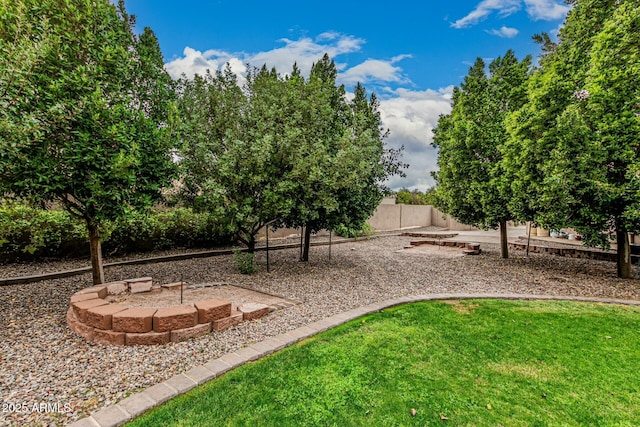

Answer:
[0,204,233,262]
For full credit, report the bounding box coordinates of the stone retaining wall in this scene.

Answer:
[67,278,272,346]
[508,241,640,262]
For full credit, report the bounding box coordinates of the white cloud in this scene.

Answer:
[451,0,521,29]
[316,31,340,41]
[165,47,222,79]
[164,33,368,81]
[452,0,569,29]
[339,55,412,85]
[250,34,365,76]
[378,87,454,190]
[486,26,520,38]
[165,33,416,90]
[523,0,571,20]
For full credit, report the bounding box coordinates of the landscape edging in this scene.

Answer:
[1,234,398,287]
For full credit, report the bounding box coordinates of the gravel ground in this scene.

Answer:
[1,233,639,426]
[0,233,362,278]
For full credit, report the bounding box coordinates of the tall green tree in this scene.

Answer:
[501,0,609,226]
[179,55,405,262]
[178,65,293,253]
[279,56,405,261]
[0,1,55,161]
[335,82,406,229]
[0,0,176,284]
[432,51,531,258]
[540,1,639,278]
[280,56,354,260]
[505,0,638,278]
[275,55,346,260]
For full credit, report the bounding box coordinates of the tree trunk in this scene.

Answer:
[301,224,312,262]
[499,220,509,259]
[87,221,105,285]
[247,236,256,254]
[616,225,631,279]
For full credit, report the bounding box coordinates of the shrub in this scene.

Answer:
[233,248,256,274]
[103,208,233,254]
[334,222,375,239]
[0,203,87,261]
[0,203,233,262]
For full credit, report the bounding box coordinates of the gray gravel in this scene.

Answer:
[1,233,639,426]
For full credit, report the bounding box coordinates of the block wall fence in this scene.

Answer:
[259,202,476,239]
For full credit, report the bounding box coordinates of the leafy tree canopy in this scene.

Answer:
[433,50,531,257]
[178,54,405,261]
[395,188,435,205]
[505,0,639,277]
[0,0,177,283]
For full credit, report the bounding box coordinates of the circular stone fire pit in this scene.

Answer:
[67,277,297,346]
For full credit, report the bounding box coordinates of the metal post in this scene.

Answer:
[526,221,531,257]
[299,226,304,261]
[266,226,270,272]
[329,230,332,261]
[180,274,183,304]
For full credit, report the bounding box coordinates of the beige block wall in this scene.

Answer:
[430,207,448,228]
[444,216,478,231]
[256,203,477,239]
[367,204,402,231]
[368,204,476,231]
[397,204,432,229]
[429,207,477,231]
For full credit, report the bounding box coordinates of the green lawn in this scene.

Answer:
[128,300,640,426]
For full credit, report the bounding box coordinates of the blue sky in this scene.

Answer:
[126,0,571,191]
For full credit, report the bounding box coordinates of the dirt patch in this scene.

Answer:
[398,245,466,258]
[107,284,296,311]
[487,361,566,382]
[442,299,479,314]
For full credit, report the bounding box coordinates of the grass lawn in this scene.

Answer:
[128,299,640,426]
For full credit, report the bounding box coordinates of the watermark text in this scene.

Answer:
[2,402,72,414]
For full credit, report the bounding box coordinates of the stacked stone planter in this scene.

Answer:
[67,278,271,346]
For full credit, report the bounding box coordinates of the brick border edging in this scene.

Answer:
[66,293,640,427]
[402,232,459,239]
[406,239,481,255]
